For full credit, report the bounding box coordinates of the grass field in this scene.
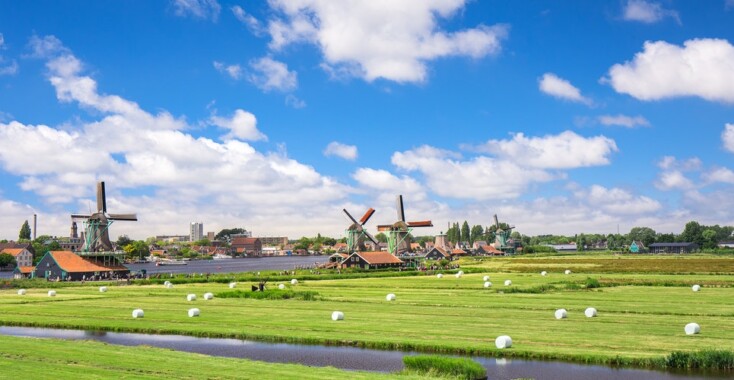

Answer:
[2,254,734,377]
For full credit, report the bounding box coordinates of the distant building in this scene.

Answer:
[207,231,215,241]
[1,248,33,268]
[341,251,403,270]
[545,243,577,251]
[33,251,129,281]
[718,241,734,249]
[478,244,504,256]
[648,242,699,254]
[472,240,488,250]
[231,237,262,257]
[155,235,188,243]
[424,247,450,260]
[255,236,288,247]
[190,222,204,242]
[434,233,448,250]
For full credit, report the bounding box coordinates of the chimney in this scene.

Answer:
[33,214,37,240]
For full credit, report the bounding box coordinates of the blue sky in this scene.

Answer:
[1,0,734,240]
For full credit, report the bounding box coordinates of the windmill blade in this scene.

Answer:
[493,214,500,228]
[97,182,107,213]
[396,195,405,222]
[408,220,433,227]
[377,224,392,232]
[343,209,359,225]
[71,214,92,219]
[108,213,138,221]
[359,208,375,225]
[363,230,379,245]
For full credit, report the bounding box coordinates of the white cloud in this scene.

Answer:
[248,56,297,92]
[703,167,734,184]
[171,0,221,21]
[578,185,661,214]
[266,0,507,83]
[231,5,263,35]
[0,33,4,48]
[604,39,734,103]
[285,94,306,109]
[539,73,592,105]
[622,0,680,24]
[656,170,694,190]
[210,109,267,141]
[657,156,701,171]
[323,142,358,161]
[27,35,68,58]
[469,131,618,169]
[0,60,17,76]
[723,124,734,153]
[598,114,650,128]
[213,61,243,80]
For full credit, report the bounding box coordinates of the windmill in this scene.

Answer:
[492,214,515,253]
[343,208,378,252]
[377,195,432,255]
[71,181,137,253]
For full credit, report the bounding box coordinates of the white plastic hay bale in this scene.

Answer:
[99,286,108,293]
[165,283,173,289]
[455,272,462,279]
[203,292,214,300]
[692,284,701,292]
[685,323,700,335]
[437,273,443,279]
[291,279,298,285]
[457,270,464,276]
[132,309,144,318]
[331,311,344,321]
[495,335,512,349]
[504,280,512,286]
[555,309,568,319]
[188,308,200,318]
[48,290,56,297]
[483,275,490,282]
[187,294,197,301]
[278,283,285,290]
[164,280,171,286]
[541,271,547,276]
[386,293,396,301]
[229,282,237,289]
[17,289,26,295]
[564,269,572,275]
[484,281,492,288]
[585,307,597,318]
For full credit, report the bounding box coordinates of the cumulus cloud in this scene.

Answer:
[210,109,267,141]
[266,0,507,83]
[285,94,306,109]
[598,114,650,128]
[213,61,242,80]
[248,56,297,92]
[539,73,592,105]
[604,39,734,103]
[577,184,661,214]
[0,33,18,75]
[468,131,618,169]
[323,141,358,161]
[703,167,734,184]
[171,0,221,21]
[622,0,680,24]
[231,5,263,35]
[723,124,734,153]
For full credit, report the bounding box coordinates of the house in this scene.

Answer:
[629,241,645,253]
[341,251,403,269]
[472,241,488,250]
[545,243,577,251]
[13,266,34,279]
[329,252,349,263]
[718,241,734,249]
[648,242,699,254]
[450,247,469,257]
[333,243,348,252]
[0,242,34,256]
[424,241,435,250]
[478,244,504,256]
[424,247,450,260]
[231,237,262,257]
[33,251,130,281]
[410,242,423,252]
[1,248,34,268]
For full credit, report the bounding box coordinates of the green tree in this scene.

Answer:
[214,228,247,241]
[576,234,587,251]
[374,233,388,243]
[19,220,31,240]
[0,253,16,268]
[192,238,211,246]
[628,227,657,247]
[116,235,132,248]
[461,221,470,243]
[680,221,704,246]
[124,240,150,261]
[470,225,484,244]
[702,229,718,249]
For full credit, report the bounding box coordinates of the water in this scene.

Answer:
[0,326,722,380]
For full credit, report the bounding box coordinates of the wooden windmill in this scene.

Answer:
[71,181,137,253]
[377,195,432,256]
[343,208,378,252]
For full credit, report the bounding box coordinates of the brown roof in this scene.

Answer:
[481,245,504,255]
[354,251,403,265]
[49,251,127,273]
[451,248,467,255]
[430,247,449,257]
[16,266,34,274]
[232,237,260,246]
[1,248,26,257]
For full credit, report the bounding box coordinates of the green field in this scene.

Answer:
[2,254,734,378]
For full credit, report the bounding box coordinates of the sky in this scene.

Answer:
[1,0,734,241]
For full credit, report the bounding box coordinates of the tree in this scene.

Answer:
[124,240,150,261]
[214,228,247,241]
[628,227,656,247]
[374,233,388,243]
[0,253,16,268]
[680,221,704,246]
[702,229,718,250]
[461,221,470,243]
[192,238,211,246]
[576,233,587,251]
[470,225,484,244]
[116,235,132,248]
[19,220,31,240]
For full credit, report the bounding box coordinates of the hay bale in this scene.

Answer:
[692,284,701,292]
[564,269,571,275]
[386,293,396,301]
[164,281,171,286]
[229,282,237,289]
[484,281,492,288]
[278,283,285,290]
[483,275,490,282]
[555,309,567,319]
[17,289,26,295]
[165,283,173,289]
[203,292,214,300]
[437,273,443,279]
[455,272,462,278]
[187,294,197,301]
[585,307,597,318]
[291,279,298,285]
[331,311,344,321]
[457,270,464,276]
[541,271,547,276]
[99,286,108,293]
[685,323,700,335]
[188,308,200,318]
[48,290,56,297]
[495,335,512,349]
[504,280,512,286]
[132,309,144,318]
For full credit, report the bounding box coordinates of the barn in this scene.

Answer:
[33,251,130,281]
[341,251,403,269]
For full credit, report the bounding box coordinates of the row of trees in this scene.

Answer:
[445,221,516,246]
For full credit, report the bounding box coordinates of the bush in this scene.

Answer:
[403,355,486,379]
[585,277,601,289]
[666,349,734,370]
[215,289,319,301]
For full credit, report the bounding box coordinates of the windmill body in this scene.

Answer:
[377,195,432,256]
[343,208,378,252]
[71,182,137,253]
